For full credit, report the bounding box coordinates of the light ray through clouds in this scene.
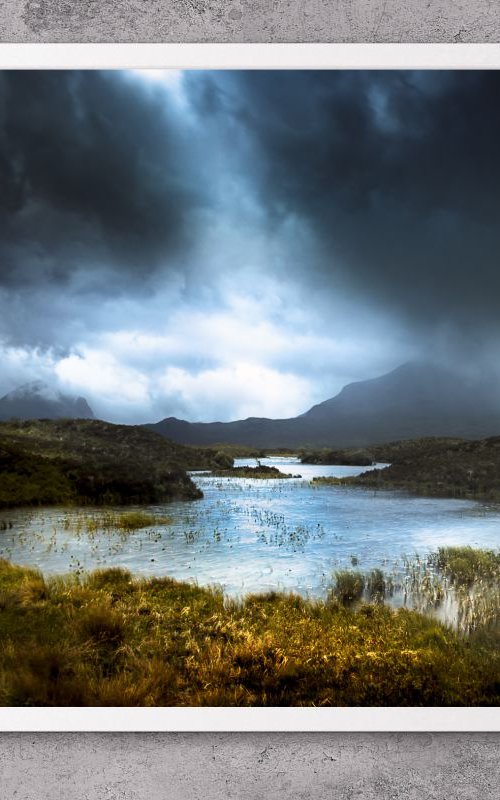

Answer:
[0,70,498,423]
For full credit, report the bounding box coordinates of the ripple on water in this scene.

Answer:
[1,457,500,602]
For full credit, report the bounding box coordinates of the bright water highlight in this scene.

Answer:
[1,456,500,598]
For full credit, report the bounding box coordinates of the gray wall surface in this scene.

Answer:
[1,1,500,798]
[0,0,499,42]
[1,732,500,799]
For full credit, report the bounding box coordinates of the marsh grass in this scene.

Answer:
[330,570,365,605]
[433,546,500,587]
[367,568,386,602]
[1,556,500,706]
[66,510,173,535]
[429,547,500,635]
[371,546,500,637]
[56,509,172,537]
[322,547,500,640]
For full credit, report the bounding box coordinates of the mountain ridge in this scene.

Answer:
[146,362,500,448]
[0,380,94,422]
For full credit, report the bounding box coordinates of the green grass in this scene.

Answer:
[82,511,173,534]
[1,558,500,706]
[367,568,386,601]
[312,436,500,503]
[330,570,365,605]
[312,476,346,486]
[0,444,76,508]
[199,444,266,459]
[0,419,213,509]
[432,546,500,587]
[300,448,374,466]
[351,436,500,501]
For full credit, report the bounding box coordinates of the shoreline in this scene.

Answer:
[1,553,500,707]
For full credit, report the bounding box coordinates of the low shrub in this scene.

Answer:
[330,570,365,605]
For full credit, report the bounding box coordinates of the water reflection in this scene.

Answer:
[1,457,500,605]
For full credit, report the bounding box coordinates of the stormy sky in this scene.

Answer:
[0,69,499,423]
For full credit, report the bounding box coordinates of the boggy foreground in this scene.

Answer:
[1,553,499,706]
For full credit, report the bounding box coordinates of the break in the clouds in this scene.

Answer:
[0,69,498,423]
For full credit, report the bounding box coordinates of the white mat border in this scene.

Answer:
[0,708,499,731]
[0,42,499,730]
[1,43,500,69]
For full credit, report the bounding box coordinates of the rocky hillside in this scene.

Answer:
[0,380,94,421]
[0,419,227,509]
[148,363,500,449]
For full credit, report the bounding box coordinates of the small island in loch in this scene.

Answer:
[2,415,500,705]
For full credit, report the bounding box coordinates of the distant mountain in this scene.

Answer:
[0,380,94,422]
[147,362,500,448]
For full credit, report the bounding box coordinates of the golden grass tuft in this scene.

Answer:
[1,557,500,706]
[82,511,172,534]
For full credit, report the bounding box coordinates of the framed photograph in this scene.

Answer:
[1,44,500,731]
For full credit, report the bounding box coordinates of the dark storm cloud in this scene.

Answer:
[3,69,500,421]
[185,71,500,345]
[0,71,204,294]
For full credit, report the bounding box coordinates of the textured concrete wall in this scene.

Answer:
[0,0,499,42]
[1,732,500,799]
[1,0,500,796]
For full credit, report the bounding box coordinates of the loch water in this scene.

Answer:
[1,456,500,599]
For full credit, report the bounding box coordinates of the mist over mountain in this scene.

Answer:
[0,381,94,422]
[2,72,500,427]
[147,363,500,448]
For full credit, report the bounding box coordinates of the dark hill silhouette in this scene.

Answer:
[147,362,500,448]
[0,380,94,421]
[0,418,231,508]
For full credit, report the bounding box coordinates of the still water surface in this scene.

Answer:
[1,456,500,598]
